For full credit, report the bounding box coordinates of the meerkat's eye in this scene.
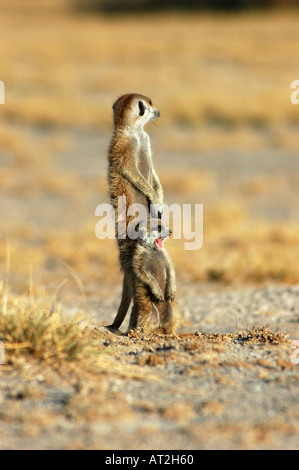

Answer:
[138,101,145,116]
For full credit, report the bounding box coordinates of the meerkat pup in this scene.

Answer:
[129,218,180,334]
[108,218,180,335]
[107,93,164,330]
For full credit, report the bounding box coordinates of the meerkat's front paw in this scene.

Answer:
[165,289,176,301]
[156,189,164,208]
[156,202,164,220]
[151,286,165,303]
[150,202,164,219]
[165,281,176,301]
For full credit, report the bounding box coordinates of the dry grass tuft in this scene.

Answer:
[0,286,95,364]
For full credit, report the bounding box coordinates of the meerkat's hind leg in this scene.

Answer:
[151,303,162,331]
[128,304,138,332]
[136,303,161,334]
[160,300,180,334]
[128,304,160,335]
[128,284,161,334]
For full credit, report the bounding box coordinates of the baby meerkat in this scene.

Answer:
[129,218,180,334]
[107,94,164,329]
[108,219,180,335]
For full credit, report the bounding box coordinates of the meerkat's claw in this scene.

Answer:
[166,294,175,301]
[150,202,164,219]
[152,291,165,303]
[165,287,176,301]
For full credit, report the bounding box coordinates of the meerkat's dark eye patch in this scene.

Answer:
[138,101,145,116]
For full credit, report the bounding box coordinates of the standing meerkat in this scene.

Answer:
[108,218,180,334]
[108,93,163,226]
[128,219,180,334]
[107,93,164,330]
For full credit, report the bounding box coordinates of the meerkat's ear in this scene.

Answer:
[138,100,145,116]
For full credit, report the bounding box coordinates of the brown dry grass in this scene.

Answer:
[1,1,299,151]
[0,287,94,365]
[2,199,299,297]
[168,207,299,284]
[0,1,299,331]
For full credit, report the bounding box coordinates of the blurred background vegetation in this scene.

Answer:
[75,0,298,12]
[0,0,299,315]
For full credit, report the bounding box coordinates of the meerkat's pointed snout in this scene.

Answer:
[154,109,160,118]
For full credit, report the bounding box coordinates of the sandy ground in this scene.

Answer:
[1,283,299,450]
[1,128,299,450]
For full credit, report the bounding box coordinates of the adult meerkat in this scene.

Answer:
[107,93,164,330]
[108,219,180,334]
[108,93,163,225]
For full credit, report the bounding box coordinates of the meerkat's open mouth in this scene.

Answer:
[155,237,165,251]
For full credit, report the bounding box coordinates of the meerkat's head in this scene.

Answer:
[135,218,172,251]
[112,93,160,131]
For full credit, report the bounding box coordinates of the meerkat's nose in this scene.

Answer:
[154,109,160,118]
